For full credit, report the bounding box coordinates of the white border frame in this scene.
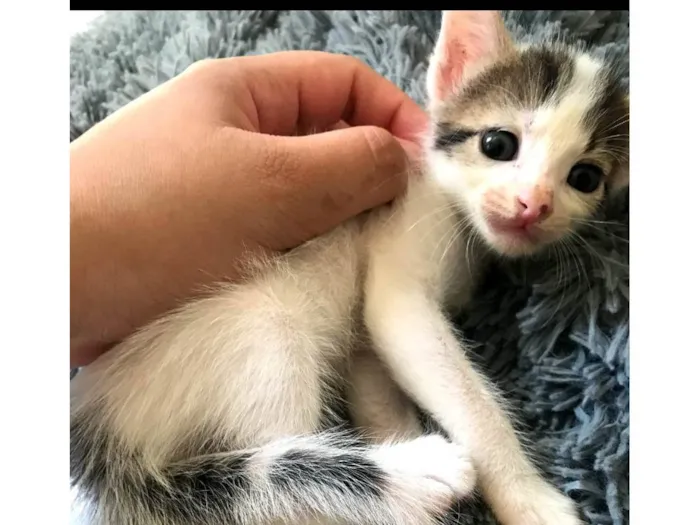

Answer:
[1,5,698,524]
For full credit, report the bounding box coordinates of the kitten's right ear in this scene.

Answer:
[427,11,514,106]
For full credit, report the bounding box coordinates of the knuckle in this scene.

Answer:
[185,58,219,76]
[340,54,365,69]
[320,52,366,76]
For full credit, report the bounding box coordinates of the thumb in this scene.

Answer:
[274,125,413,240]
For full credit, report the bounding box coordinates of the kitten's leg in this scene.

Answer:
[346,345,424,443]
[71,221,475,525]
[364,271,582,525]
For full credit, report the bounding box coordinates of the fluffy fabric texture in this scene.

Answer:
[70,11,629,525]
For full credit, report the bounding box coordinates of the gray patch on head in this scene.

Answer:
[583,64,629,161]
[433,123,478,153]
[453,45,576,113]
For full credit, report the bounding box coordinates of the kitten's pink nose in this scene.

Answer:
[516,187,553,225]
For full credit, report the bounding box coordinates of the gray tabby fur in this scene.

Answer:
[69,10,629,525]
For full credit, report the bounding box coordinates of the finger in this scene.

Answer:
[269,126,411,240]
[232,51,428,141]
[301,120,349,135]
[326,120,349,132]
[326,122,422,160]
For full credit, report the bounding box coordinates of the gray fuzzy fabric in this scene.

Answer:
[70,11,629,525]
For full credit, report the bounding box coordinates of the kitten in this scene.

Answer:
[70,10,629,525]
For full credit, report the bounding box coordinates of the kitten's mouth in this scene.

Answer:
[485,215,541,242]
[480,213,546,256]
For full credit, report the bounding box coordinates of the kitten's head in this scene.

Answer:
[425,11,629,258]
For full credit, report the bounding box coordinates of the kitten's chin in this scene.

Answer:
[475,217,550,258]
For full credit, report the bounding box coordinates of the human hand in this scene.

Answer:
[70,51,427,367]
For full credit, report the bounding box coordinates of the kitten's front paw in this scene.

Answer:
[494,480,581,525]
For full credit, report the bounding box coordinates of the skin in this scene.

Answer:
[71,51,428,368]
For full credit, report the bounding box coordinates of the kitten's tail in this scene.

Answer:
[71,428,475,525]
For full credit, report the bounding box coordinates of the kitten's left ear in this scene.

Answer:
[427,11,514,106]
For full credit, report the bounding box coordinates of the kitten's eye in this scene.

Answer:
[480,130,519,161]
[567,163,604,193]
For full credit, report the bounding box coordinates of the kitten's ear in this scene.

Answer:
[427,11,514,105]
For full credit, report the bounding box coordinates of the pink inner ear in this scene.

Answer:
[431,11,510,102]
[436,42,467,100]
[436,38,485,100]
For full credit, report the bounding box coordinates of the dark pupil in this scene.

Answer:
[567,164,603,193]
[480,130,519,161]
